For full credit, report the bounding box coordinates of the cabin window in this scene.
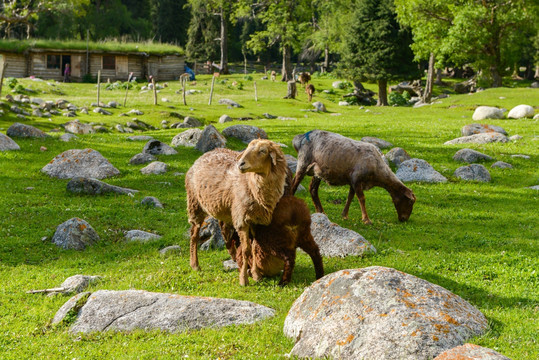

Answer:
[102,56,116,70]
[47,55,61,69]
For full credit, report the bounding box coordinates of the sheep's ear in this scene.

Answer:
[235,150,244,160]
[269,150,277,166]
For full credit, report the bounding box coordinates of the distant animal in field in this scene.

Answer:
[185,139,288,286]
[270,71,276,82]
[291,130,416,224]
[228,196,324,286]
[306,84,315,102]
[299,72,311,85]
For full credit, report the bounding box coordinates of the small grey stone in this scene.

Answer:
[509,135,522,141]
[59,133,78,142]
[159,245,181,256]
[0,133,20,151]
[93,107,112,115]
[507,104,534,119]
[195,125,226,153]
[223,260,239,271]
[64,120,95,135]
[42,149,120,179]
[219,114,232,123]
[199,217,225,251]
[142,140,178,155]
[7,122,49,138]
[361,136,392,149]
[129,153,156,165]
[59,275,101,294]
[453,149,493,163]
[10,105,23,114]
[141,196,163,208]
[32,109,44,117]
[433,344,512,360]
[115,124,125,133]
[310,213,376,257]
[125,230,162,242]
[444,132,508,145]
[93,125,108,133]
[171,129,202,148]
[140,161,168,175]
[183,116,202,127]
[263,113,277,119]
[332,81,345,89]
[528,185,539,190]
[396,158,447,183]
[128,109,144,115]
[126,121,141,130]
[67,177,138,195]
[52,218,100,250]
[461,123,507,136]
[454,164,491,182]
[107,101,119,108]
[80,107,89,115]
[385,147,411,168]
[222,125,267,143]
[218,98,241,108]
[491,161,512,169]
[338,101,350,106]
[63,111,77,118]
[127,135,154,141]
[31,97,44,105]
[312,101,326,112]
[511,154,530,159]
[472,106,504,120]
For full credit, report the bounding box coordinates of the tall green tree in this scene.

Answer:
[150,0,189,46]
[342,0,419,106]
[186,0,219,64]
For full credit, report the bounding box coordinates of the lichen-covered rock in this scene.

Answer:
[434,343,511,360]
[453,149,493,163]
[199,217,225,251]
[222,125,268,144]
[127,135,154,141]
[472,106,504,121]
[52,218,100,250]
[67,290,274,334]
[142,140,178,155]
[461,124,507,136]
[125,230,162,242]
[93,107,112,115]
[223,260,239,271]
[195,125,226,153]
[312,101,326,112]
[507,104,534,119]
[219,114,232,123]
[67,177,138,195]
[444,132,508,145]
[491,161,512,169]
[129,152,156,165]
[396,158,447,183]
[42,149,120,179]
[141,196,163,208]
[183,116,202,127]
[454,164,491,182]
[284,267,489,360]
[0,133,20,151]
[59,133,78,142]
[171,129,202,148]
[361,136,393,149]
[51,292,92,325]
[7,122,49,138]
[310,213,376,257]
[140,161,168,175]
[218,98,242,108]
[386,147,411,167]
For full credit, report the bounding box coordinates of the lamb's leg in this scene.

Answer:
[279,249,296,286]
[189,223,202,271]
[250,236,263,282]
[309,176,324,213]
[237,227,251,286]
[341,186,355,219]
[298,234,324,280]
[221,222,237,260]
[354,186,372,225]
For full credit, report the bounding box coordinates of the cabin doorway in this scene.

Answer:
[61,55,71,79]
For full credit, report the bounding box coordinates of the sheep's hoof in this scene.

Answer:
[191,265,201,271]
[252,269,263,282]
[362,219,373,225]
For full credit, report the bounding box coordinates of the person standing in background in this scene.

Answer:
[64,63,71,83]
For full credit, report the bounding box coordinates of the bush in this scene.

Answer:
[6,77,18,89]
[14,84,25,94]
[243,75,253,81]
[82,73,96,83]
[388,92,408,106]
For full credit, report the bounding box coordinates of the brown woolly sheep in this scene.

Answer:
[305,84,315,102]
[185,139,288,286]
[227,196,324,286]
[291,130,416,224]
[299,72,311,85]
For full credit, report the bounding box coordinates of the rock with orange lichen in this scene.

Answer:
[42,148,120,179]
[396,158,447,183]
[461,124,507,137]
[434,343,511,360]
[283,267,488,360]
[52,218,100,250]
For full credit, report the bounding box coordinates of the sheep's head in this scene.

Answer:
[237,139,282,175]
[394,188,416,222]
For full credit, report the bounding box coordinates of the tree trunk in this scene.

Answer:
[422,52,435,103]
[435,68,443,85]
[281,45,292,82]
[323,44,329,71]
[377,79,388,106]
[490,65,502,87]
[535,65,539,80]
[284,81,297,99]
[219,7,229,75]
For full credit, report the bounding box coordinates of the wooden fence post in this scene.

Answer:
[152,77,157,105]
[254,81,258,102]
[96,70,101,105]
[208,75,216,105]
[123,72,133,107]
[0,63,8,98]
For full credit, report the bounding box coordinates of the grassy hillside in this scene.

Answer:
[0,74,537,359]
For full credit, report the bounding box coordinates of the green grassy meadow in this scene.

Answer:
[0,74,537,359]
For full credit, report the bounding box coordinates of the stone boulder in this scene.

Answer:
[125,230,162,242]
[0,133,20,151]
[141,196,164,208]
[461,124,507,136]
[361,136,393,149]
[444,133,508,145]
[93,107,112,115]
[67,177,138,195]
[396,159,447,183]
[42,149,120,179]
[7,122,49,138]
[507,104,534,119]
[59,133,78,142]
[310,213,376,257]
[57,290,274,334]
[219,114,232,123]
[284,267,488,360]
[195,125,226,153]
[385,147,411,168]
[199,217,225,251]
[452,149,493,163]
[127,135,154,141]
[140,161,168,175]
[182,116,202,128]
[454,164,491,182]
[222,125,268,144]
[434,344,511,360]
[142,140,178,155]
[159,245,181,256]
[312,101,326,112]
[52,218,100,250]
[64,120,96,135]
[472,106,504,121]
[285,154,297,173]
[129,153,156,165]
[171,129,202,148]
[218,98,242,108]
[491,161,512,169]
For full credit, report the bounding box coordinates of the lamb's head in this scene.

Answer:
[237,139,284,175]
[393,187,416,222]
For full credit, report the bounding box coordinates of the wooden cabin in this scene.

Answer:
[0,44,184,82]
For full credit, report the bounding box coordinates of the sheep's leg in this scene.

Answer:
[298,234,324,280]
[279,249,296,286]
[354,186,372,225]
[341,186,355,220]
[309,176,325,213]
[237,227,251,286]
[250,230,263,282]
[189,223,202,271]
[221,222,237,260]
[291,168,307,194]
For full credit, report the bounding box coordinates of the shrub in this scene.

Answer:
[6,77,18,89]
[388,92,408,106]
